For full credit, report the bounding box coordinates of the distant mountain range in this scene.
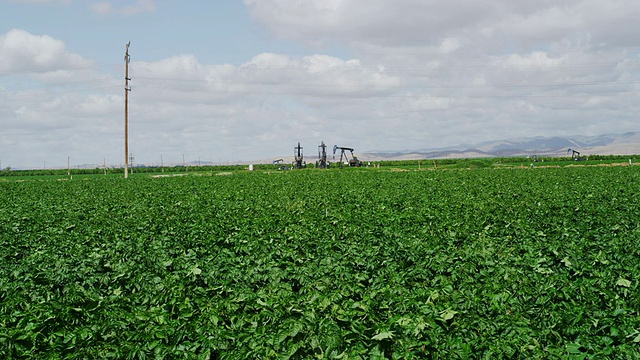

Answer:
[360,131,640,161]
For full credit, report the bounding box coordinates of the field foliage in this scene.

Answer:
[1,167,640,358]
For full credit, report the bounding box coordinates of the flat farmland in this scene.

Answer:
[1,167,639,358]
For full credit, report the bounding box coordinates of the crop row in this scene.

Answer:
[1,167,639,358]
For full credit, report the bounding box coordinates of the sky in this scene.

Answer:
[1,0,640,169]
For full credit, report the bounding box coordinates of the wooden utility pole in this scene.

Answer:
[124,42,131,178]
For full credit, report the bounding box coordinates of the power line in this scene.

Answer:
[3,77,635,102]
[3,75,634,101]
[5,85,121,102]
[134,75,640,90]
[115,85,640,101]
[0,64,99,77]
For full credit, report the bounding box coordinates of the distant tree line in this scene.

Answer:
[1,154,638,177]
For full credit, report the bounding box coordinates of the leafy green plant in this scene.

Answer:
[1,168,639,358]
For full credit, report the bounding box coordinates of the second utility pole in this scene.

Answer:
[124,41,131,179]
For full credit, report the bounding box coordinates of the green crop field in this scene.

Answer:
[1,167,640,358]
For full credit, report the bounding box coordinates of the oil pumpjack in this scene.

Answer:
[293,142,306,169]
[316,141,330,169]
[273,158,289,170]
[333,145,364,168]
[567,148,584,161]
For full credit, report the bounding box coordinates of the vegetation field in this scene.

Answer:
[1,167,640,358]
[2,154,639,179]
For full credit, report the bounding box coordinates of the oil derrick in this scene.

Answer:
[316,141,330,168]
[293,142,306,169]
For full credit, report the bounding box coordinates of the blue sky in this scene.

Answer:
[1,0,640,169]
[1,1,307,66]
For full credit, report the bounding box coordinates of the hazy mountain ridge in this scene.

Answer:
[361,131,640,161]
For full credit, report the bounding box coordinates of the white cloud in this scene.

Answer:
[496,52,567,69]
[91,0,155,15]
[244,0,499,47]
[0,29,93,73]
[245,0,640,52]
[90,1,111,14]
[4,0,640,170]
[8,0,71,4]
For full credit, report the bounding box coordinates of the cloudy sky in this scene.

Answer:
[1,0,639,169]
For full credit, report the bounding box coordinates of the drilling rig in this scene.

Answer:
[293,142,306,169]
[333,145,364,168]
[316,141,330,169]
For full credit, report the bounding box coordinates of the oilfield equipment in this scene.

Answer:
[316,141,330,169]
[293,142,306,169]
[281,142,364,169]
[567,148,584,161]
[333,145,364,168]
[273,158,289,171]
